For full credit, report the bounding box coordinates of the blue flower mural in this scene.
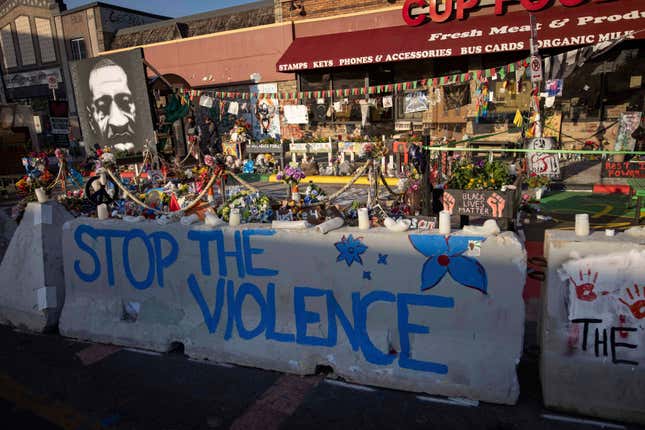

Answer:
[409,235,488,294]
[335,235,367,267]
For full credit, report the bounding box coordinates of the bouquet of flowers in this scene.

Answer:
[525,173,550,189]
[15,152,54,196]
[217,190,273,223]
[362,140,388,159]
[276,165,306,187]
[303,181,326,206]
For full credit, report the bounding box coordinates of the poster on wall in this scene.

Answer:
[527,137,560,178]
[283,105,309,124]
[404,91,428,114]
[249,83,281,140]
[69,49,154,154]
[614,112,643,152]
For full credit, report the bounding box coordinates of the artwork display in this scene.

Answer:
[69,49,155,154]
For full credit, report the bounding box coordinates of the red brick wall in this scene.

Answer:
[279,0,402,22]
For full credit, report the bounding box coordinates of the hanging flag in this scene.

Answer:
[513,109,524,128]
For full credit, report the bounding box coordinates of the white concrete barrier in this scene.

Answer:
[60,218,526,404]
[540,230,645,424]
[0,201,73,331]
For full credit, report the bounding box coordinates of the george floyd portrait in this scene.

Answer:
[70,49,154,154]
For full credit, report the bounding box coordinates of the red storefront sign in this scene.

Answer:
[277,0,644,72]
[402,0,618,26]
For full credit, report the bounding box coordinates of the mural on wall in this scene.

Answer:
[69,49,154,153]
[558,250,645,366]
[409,235,487,294]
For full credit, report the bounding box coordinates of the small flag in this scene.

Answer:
[513,110,523,128]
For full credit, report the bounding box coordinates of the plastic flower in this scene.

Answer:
[204,155,215,167]
[409,235,488,294]
[335,235,368,267]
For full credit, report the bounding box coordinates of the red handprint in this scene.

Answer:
[619,284,645,320]
[486,192,506,218]
[568,269,599,302]
[443,192,455,214]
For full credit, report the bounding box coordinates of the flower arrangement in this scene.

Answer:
[217,190,273,223]
[234,118,252,134]
[362,140,388,159]
[15,152,54,196]
[525,173,550,189]
[276,165,306,187]
[448,159,510,191]
[303,181,326,205]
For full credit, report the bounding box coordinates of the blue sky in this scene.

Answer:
[65,0,255,18]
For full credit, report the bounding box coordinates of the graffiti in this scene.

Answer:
[568,270,600,302]
[72,224,458,374]
[409,235,487,294]
[377,254,388,265]
[571,319,638,366]
[560,251,645,366]
[619,285,645,320]
[335,235,367,267]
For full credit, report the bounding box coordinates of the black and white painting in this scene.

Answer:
[70,49,154,153]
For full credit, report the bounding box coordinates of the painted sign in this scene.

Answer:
[527,137,560,178]
[402,0,619,26]
[442,189,514,218]
[614,112,643,152]
[61,220,525,404]
[249,83,281,140]
[601,160,644,179]
[50,117,69,135]
[246,141,284,154]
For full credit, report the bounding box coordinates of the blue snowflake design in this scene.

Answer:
[335,234,368,267]
[363,271,372,280]
[409,235,488,294]
[377,254,388,265]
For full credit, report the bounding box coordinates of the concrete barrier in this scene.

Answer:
[0,201,73,331]
[540,230,645,424]
[60,218,526,404]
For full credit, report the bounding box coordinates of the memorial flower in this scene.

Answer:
[276,165,306,186]
[409,235,488,294]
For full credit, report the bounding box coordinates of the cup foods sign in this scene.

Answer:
[402,0,619,26]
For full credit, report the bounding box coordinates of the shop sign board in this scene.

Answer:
[5,68,62,88]
[402,0,619,26]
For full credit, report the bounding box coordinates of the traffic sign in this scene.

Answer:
[47,75,58,89]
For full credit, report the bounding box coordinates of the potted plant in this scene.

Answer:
[525,173,550,201]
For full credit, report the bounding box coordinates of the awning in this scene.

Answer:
[277,0,645,72]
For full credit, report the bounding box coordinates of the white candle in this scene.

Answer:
[350,152,355,162]
[91,180,102,192]
[97,203,109,220]
[35,187,47,203]
[439,210,451,235]
[381,157,386,172]
[99,172,107,186]
[292,152,297,163]
[605,229,615,237]
[389,155,394,166]
[358,208,370,230]
[575,214,590,236]
[229,208,241,227]
[328,152,332,163]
